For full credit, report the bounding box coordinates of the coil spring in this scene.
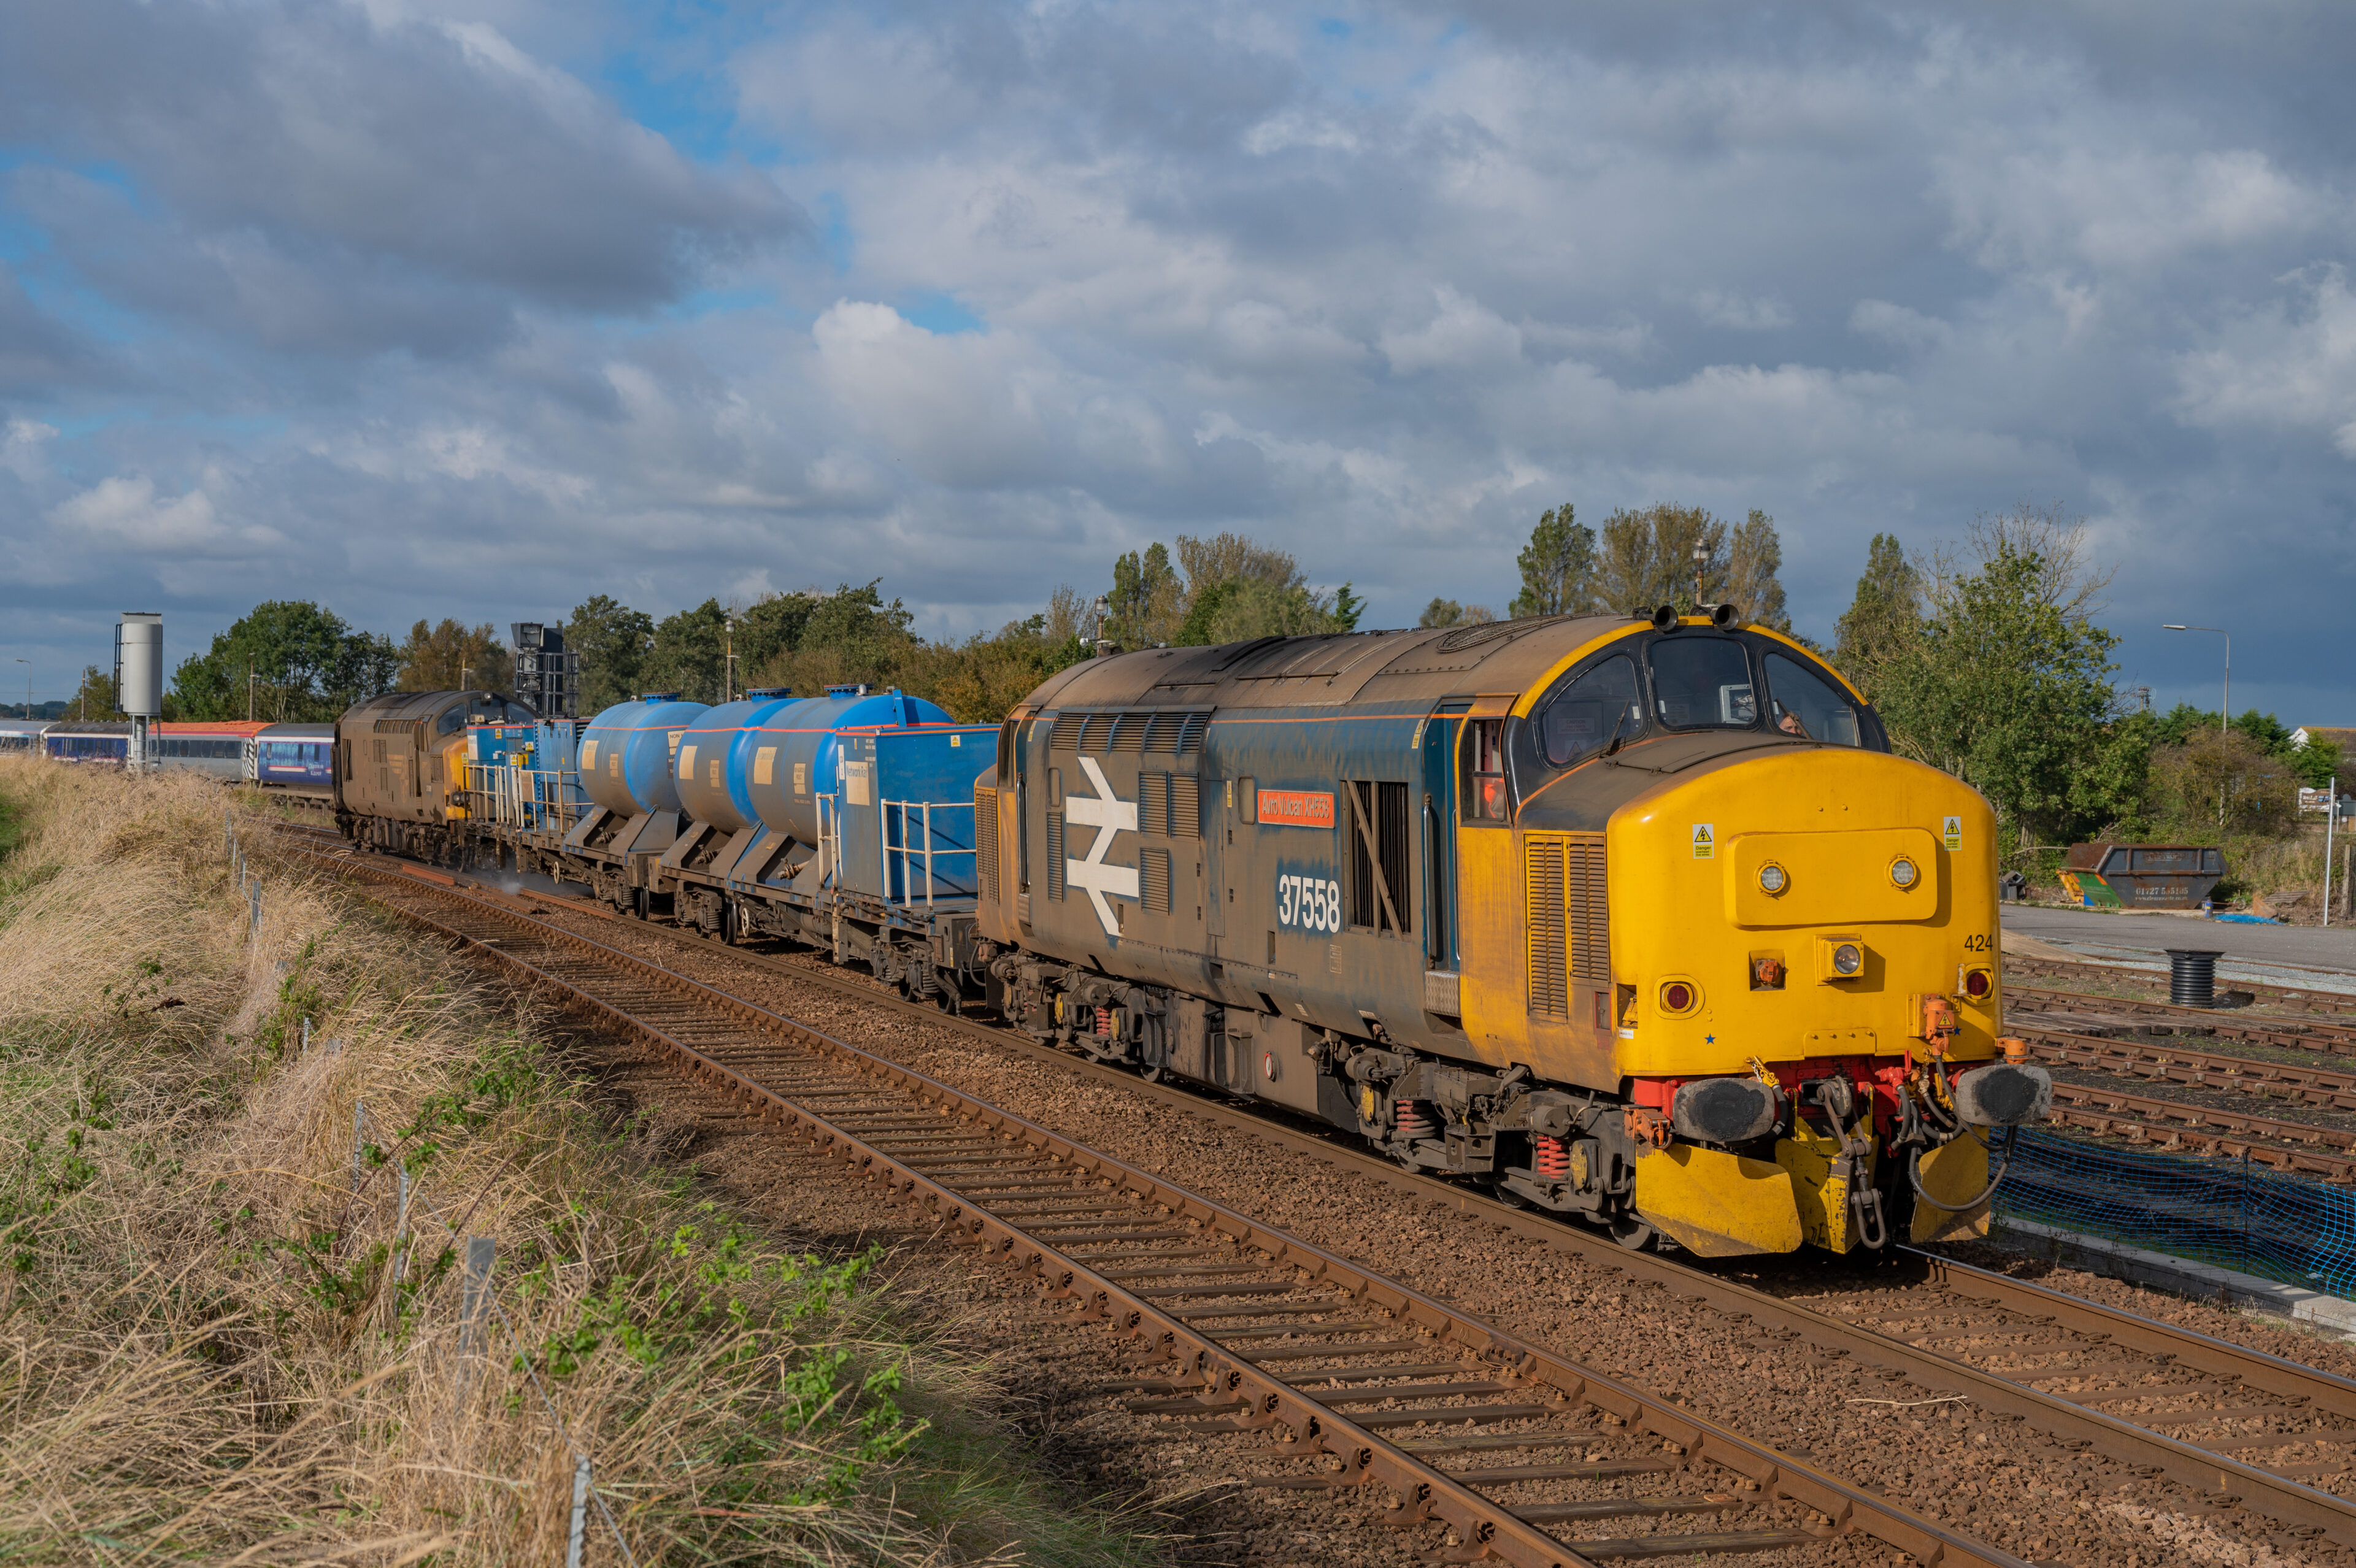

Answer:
[1393,1099,1435,1139]
[1534,1134,1571,1179]
[1096,1005,1115,1038]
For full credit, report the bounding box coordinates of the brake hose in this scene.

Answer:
[1908,1124,2020,1213]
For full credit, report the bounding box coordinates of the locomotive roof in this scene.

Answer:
[342,690,485,722]
[1028,613,1646,712]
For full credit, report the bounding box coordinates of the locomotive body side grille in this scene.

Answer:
[1141,847,1171,912]
[1525,834,1569,1018]
[1171,775,1200,836]
[1139,772,1169,837]
[1567,833,1609,983]
[1049,712,1086,751]
[1045,810,1066,900]
[975,785,999,904]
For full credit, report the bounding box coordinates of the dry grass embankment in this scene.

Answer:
[0,759,1165,1565]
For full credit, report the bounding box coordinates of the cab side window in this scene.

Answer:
[436,705,464,736]
[1537,655,1641,768]
[1763,653,1862,745]
[1460,718,1508,822]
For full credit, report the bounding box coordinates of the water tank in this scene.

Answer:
[746,688,953,847]
[117,613,163,718]
[674,689,799,833]
[579,694,709,817]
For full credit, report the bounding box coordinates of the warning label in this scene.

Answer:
[1692,823,1715,860]
[1942,815,1963,852]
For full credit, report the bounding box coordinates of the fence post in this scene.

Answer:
[301,1017,311,1056]
[392,1166,411,1285]
[2242,1147,2252,1277]
[351,1102,366,1192]
[566,1453,593,1568]
[457,1236,496,1366]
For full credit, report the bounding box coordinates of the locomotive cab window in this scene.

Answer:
[1763,653,1861,745]
[1647,637,1755,729]
[1461,719,1508,822]
[1535,655,1641,768]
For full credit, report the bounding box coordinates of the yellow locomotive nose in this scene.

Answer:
[1606,745,2020,1256]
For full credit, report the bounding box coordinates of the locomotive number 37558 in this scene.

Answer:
[1279,873,1343,934]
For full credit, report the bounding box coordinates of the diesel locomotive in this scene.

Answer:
[328,608,2050,1259]
[969,609,2050,1257]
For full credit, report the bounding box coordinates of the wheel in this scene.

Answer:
[1609,1215,1656,1251]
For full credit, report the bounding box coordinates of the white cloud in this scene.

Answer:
[2174,266,2356,458]
[1849,300,1954,353]
[1693,290,1795,331]
[1380,286,1523,374]
[1,418,57,480]
[49,476,279,554]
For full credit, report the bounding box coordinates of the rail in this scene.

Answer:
[881,797,976,906]
[282,841,2033,1568]
[266,825,2356,1554]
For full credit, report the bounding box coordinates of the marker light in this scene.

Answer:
[1963,967,1994,1001]
[1890,857,1919,889]
[1660,981,1696,1014]
[1758,863,1788,894]
[1832,943,1863,977]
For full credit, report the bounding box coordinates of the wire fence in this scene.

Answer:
[225,810,633,1567]
[1995,1127,2356,1299]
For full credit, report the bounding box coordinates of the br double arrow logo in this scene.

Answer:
[1066,756,1139,936]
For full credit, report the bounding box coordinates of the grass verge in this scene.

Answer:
[0,758,1168,1564]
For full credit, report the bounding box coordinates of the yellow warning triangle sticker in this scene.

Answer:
[1692,823,1715,859]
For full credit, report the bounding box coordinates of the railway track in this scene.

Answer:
[2006,951,2356,1021]
[291,842,2019,1568]
[273,823,2356,1555]
[2011,983,2356,1056]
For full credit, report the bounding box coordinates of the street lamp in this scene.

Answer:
[2161,625,2229,734]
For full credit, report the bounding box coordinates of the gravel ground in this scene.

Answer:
[476,898,2352,1568]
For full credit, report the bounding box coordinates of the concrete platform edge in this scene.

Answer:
[1989,1216,2356,1342]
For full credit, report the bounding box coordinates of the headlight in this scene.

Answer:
[1889,857,1919,889]
[1832,942,1863,976]
[1758,863,1787,894]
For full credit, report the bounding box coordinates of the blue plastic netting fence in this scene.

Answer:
[1993,1128,2356,1299]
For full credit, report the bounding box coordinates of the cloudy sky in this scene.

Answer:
[2,1,2352,718]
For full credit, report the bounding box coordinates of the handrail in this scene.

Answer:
[880,797,976,907]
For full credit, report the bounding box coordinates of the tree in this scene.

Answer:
[1510,504,1597,618]
[396,618,511,693]
[2150,729,2300,837]
[1419,598,1497,629]
[744,581,922,696]
[1874,506,2122,848]
[566,595,655,715]
[168,601,398,721]
[1725,510,1790,630]
[1175,532,1304,599]
[1107,542,1184,648]
[1592,504,1787,623]
[1331,583,1365,632]
[1833,533,1924,699]
[642,599,730,703]
[72,665,118,721]
[899,598,1092,723]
